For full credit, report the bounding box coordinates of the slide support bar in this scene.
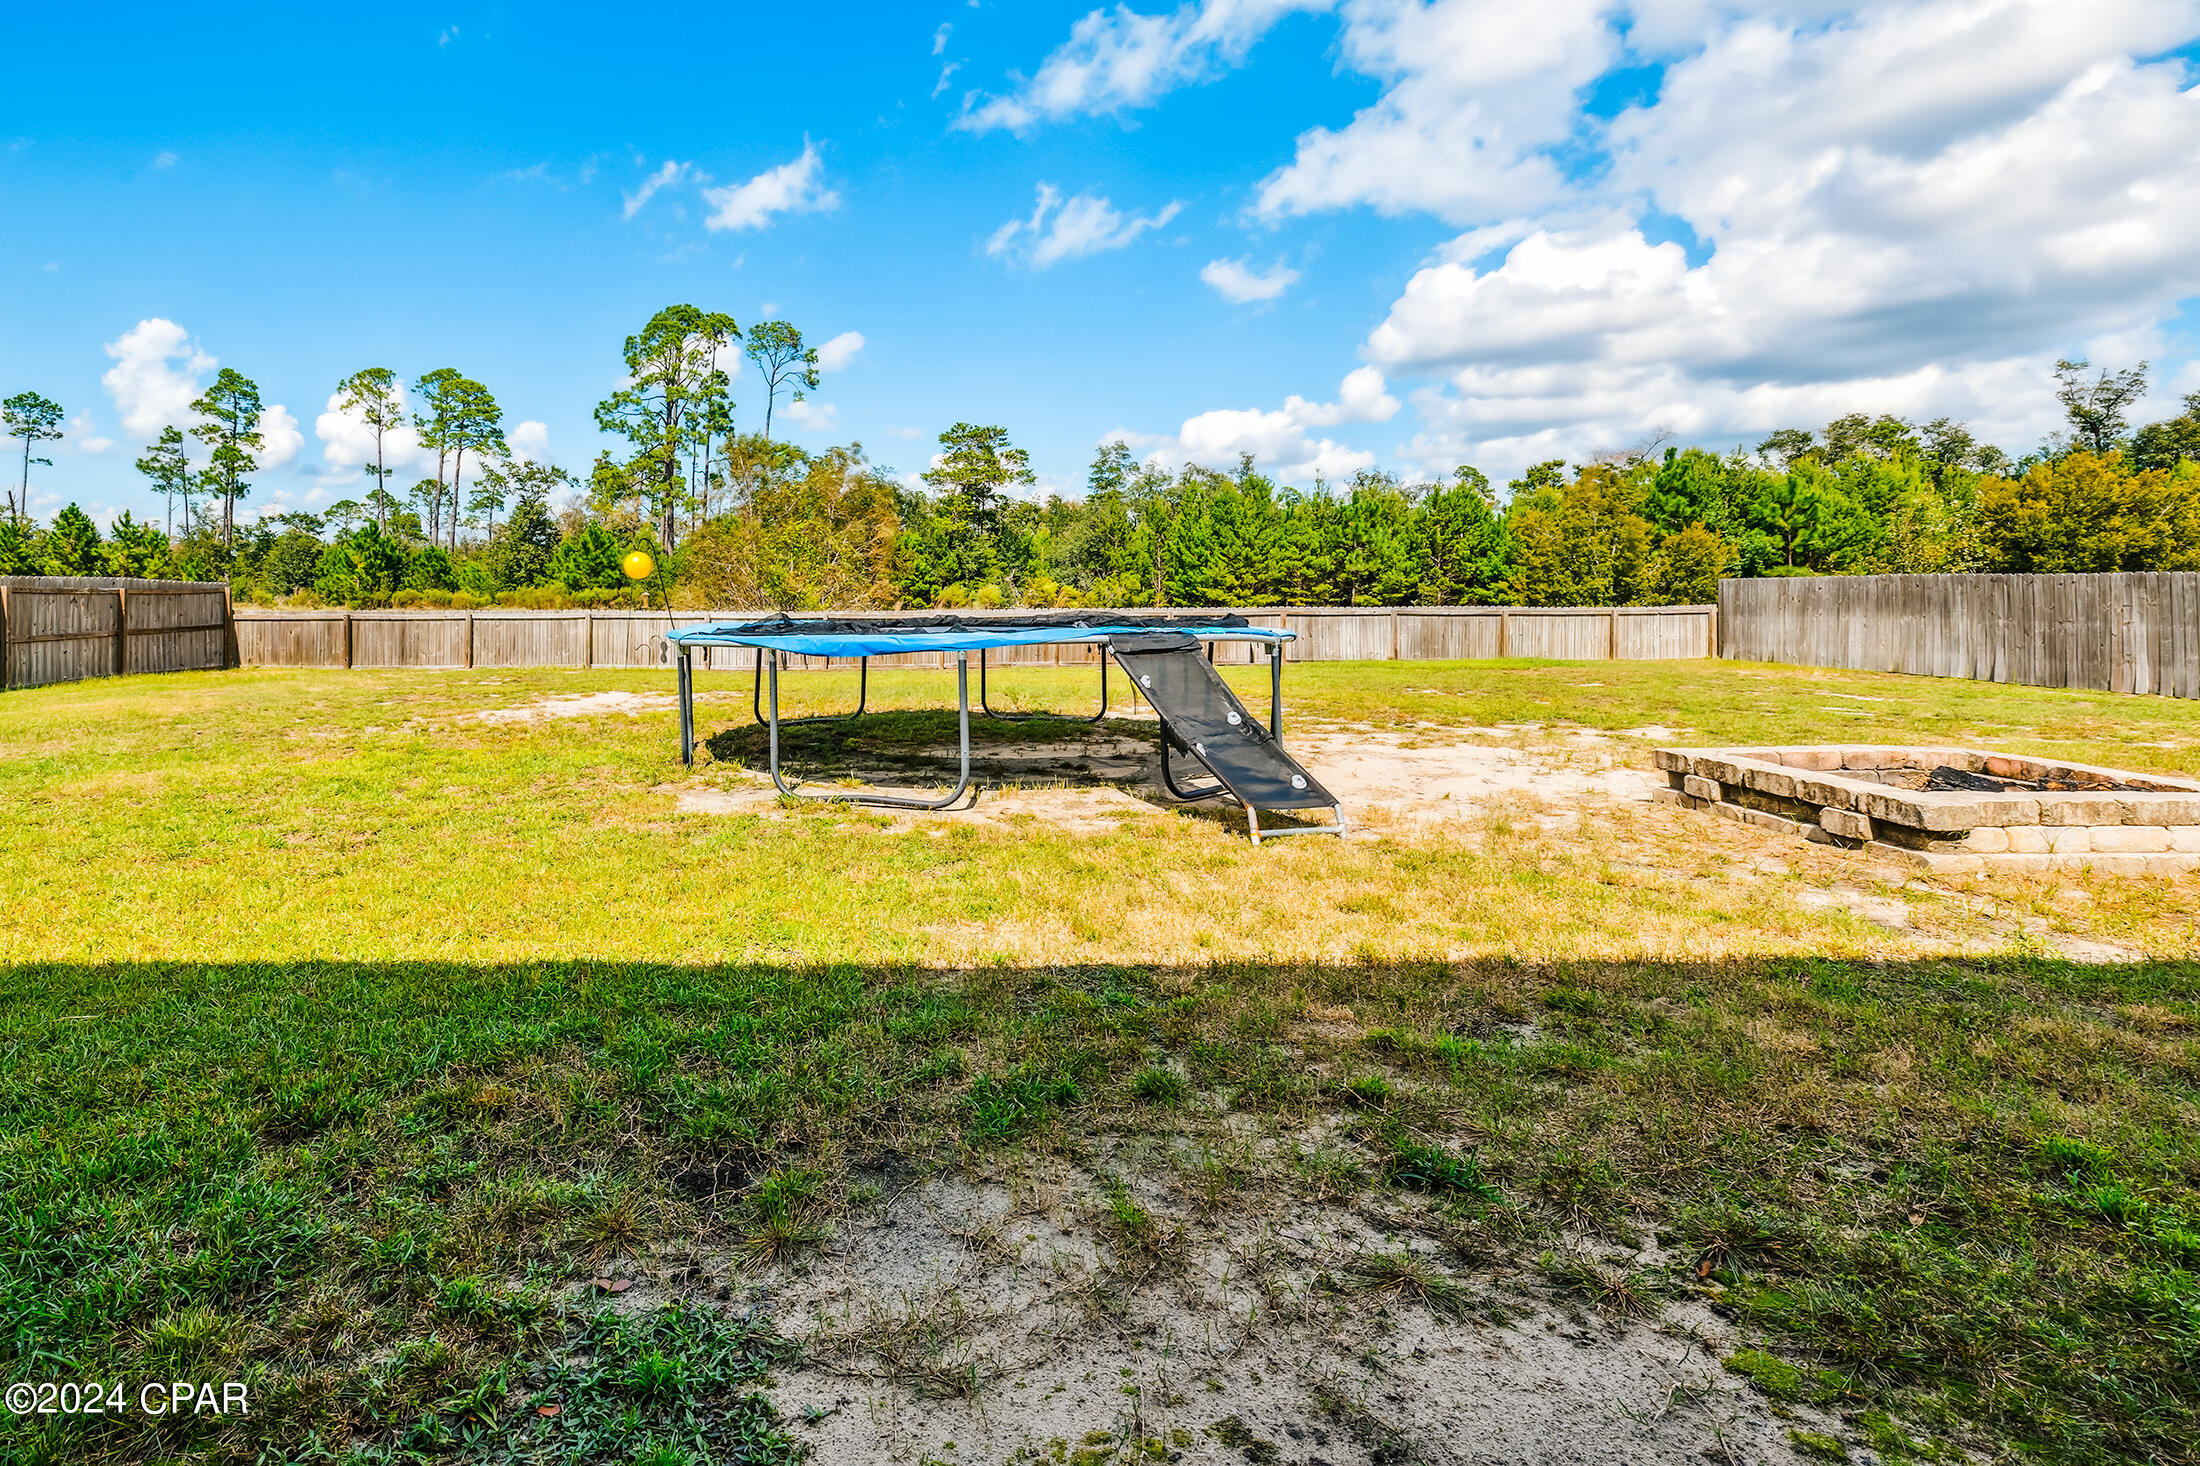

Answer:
[1158,731,1231,803]
[1245,803,1350,848]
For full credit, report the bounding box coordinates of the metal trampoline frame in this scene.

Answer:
[675,633,1335,832]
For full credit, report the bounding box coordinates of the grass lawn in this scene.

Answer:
[3,658,2197,1465]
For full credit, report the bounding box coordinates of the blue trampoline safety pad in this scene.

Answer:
[664,613,1293,660]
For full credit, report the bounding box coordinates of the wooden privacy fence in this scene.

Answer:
[1719,572,2200,699]
[0,576,235,690]
[235,603,1718,672]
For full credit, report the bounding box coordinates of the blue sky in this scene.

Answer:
[7,1,2200,528]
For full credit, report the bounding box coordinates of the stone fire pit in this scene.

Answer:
[1652,746,2200,875]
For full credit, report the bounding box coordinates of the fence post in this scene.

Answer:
[113,587,129,677]
[1497,610,1509,658]
[344,610,354,669]
[464,610,475,669]
[1608,607,1618,661]
[220,584,239,669]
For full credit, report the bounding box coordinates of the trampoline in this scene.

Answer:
[662,612,1347,844]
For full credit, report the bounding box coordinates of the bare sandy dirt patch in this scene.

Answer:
[715,1159,1837,1466]
[672,721,1661,839]
[1296,728,1654,829]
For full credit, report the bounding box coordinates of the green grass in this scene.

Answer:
[3,658,2199,1463]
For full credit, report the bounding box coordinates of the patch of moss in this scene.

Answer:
[1726,1348,1804,1402]
[1788,1428,1847,1461]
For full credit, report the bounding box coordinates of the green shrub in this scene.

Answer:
[497,585,583,609]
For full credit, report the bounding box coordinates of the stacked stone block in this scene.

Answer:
[1650,746,2200,875]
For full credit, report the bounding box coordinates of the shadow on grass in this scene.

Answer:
[701,711,1320,836]
[703,708,1159,780]
[4,955,2196,1465]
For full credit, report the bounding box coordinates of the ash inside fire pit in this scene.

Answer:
[1922,765,2140,794]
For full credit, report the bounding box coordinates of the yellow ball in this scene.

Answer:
[622,550,655,581]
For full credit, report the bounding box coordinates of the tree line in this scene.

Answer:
[7,323,2199,608]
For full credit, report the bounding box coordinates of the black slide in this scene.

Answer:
[1109,632,1347,842]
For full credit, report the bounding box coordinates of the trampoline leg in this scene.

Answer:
[755,652,868,726]
[954,652,972,794]
[767,656,786,792]
[678,649,695,766]
[766,652,972,811]
[1268,643,1283,745]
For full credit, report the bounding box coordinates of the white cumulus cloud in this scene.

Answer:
[1254,0,1616,224]
[1367,1,2200,473]
[785,400,838,432]
[1286,366,1400,426]
[254,405,303,470]
[987,185,1183,268]
[1200,256,1300,303]
[956,0,1335,132]
[101,318,215,438]
[314,385,429,478]
[1107,367,1398,482]
[970,0,2200,478]
[702,140,839,232]
[508,421,551,462]
[816,331,866,372]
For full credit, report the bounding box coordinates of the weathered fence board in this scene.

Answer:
[349,612,469,669]
[0,576,234,690]
[235,612,349,668]
[1508,611,1610,661]
[1282,610,1397,662]
[1718,572,2200,699]
[231,603,1717,672]
[1394,612,1503,662]
[475,613,590,669]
